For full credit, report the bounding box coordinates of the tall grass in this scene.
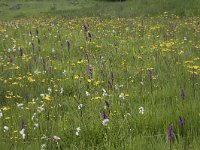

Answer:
[0,12,200,149]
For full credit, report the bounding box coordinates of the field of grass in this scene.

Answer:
[1,0,200,20]
[0,0,200,150]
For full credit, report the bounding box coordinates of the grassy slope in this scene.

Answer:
[0,0,200,20]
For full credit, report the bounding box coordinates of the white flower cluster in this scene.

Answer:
[19,128,26,139]
[139,107,144,114]
[53,135,61,144]
[102,118,109,126]
[75,127,81,136]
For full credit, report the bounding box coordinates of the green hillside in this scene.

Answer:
[0,0,200,20]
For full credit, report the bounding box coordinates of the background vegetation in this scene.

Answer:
[0,0,200,149]
[0,0,200,20]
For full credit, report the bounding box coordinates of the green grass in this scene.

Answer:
[0,14,200,149]
[0,0,94,20]
[0,0,200,20]
[0,0,200,149]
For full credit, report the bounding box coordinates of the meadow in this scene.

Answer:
[0,0,200,150]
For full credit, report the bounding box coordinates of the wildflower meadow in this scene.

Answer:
[0,0,200,149]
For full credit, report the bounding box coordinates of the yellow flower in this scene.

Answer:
[94,96,101,100]
[5,117,11,120]
[2,106,10,111]
[125,93,129,97]
[95,45,101,48]
[192,66,200,70]
[5,95,12,99]
[0,28,6,33]
[87,79,92,83]
[147,67,154,70]
[17,77,22,80]
[28,76,35,82]
[15,66,20,69]
[152,76,157,80]
[77,59,87,64]
[187,65,200,70]
[94,80,101,86]
[43,95,51,101]
[16,95,22,98]
[28,101,36,105]
[74,75,79,79]
[184,60,194,64]
[178,51,184,55]
[193,57,199,61]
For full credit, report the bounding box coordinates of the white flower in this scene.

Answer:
[75,127,81,136]
[184,36,187,41]
[140,81,144,85]
[4,126,9,132]
[62,69,67,76]
[115,84,123,90]
[37,104,45,113]
[124,113,131,119]
[19,128,26,139]
[119,85,123,88]
[102,118,109,126]
[78,104,83,110]
[12,45,16,52]
[34,123,39,130]
[139,107,144,114]
[75,131,79,136]
[52,48,55,53]
[48,88,52,94]
[60,88,64,94]
[86,91,90,96]
[34,69,40,75]
[40,93,45,98]
[41,134,47,140]
[0,110,3,118]
[41,144,46,150]
[17,103,24,109]
[119,93,125,99]
[100,56,104,60]
[102,88,107,96]
[32,113,37,121]
[53,136,61,143]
